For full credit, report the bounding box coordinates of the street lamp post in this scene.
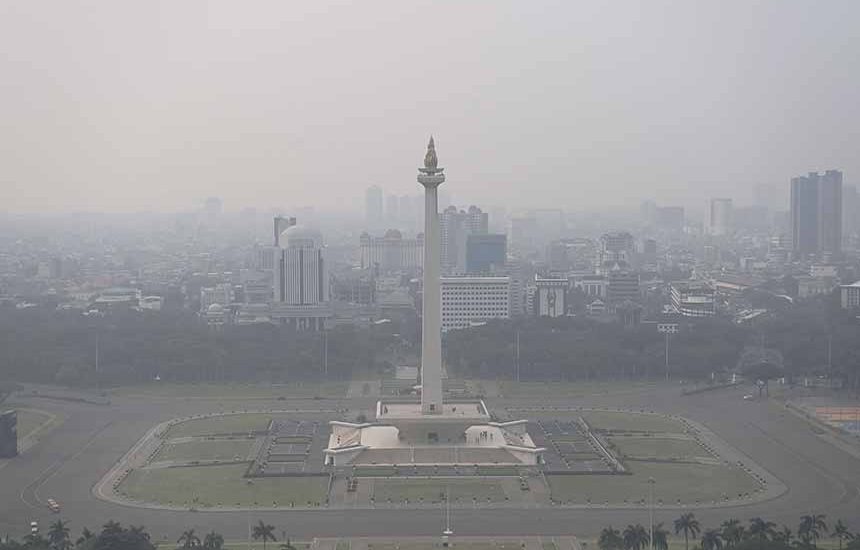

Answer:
[657,324,678,382]
[648,476,656,550]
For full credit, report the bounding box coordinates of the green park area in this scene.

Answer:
[609,436,709,460]
[580,410,685,433]
[15,409,54,440]
[167,414,273,437]
[111,381,348,400]
[547,461,757,505]
[120,463,329,508]
[155,438,255,463]
[371,478,508,503]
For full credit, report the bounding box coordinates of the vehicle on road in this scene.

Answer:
[46,498,60,513]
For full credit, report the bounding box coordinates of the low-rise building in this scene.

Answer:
[670,280,716,317]
[840,281,860,309]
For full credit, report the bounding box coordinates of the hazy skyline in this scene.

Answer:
[1,1,858,214]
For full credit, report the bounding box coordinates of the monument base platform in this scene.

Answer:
[323,400,544,467]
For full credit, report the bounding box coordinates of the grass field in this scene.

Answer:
[547,461,757,504]
[371,479,508,503]
[499,381,659,399]
[15,409,53,440]
[580,411,685,433]
[609,436,707,460]
[156,439,255,463]
[168,414,273,437]
[111,381,348,400]
[120,464,329,507]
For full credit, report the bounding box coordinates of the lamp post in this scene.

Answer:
[648,476,656,550]
[657,324,678,382]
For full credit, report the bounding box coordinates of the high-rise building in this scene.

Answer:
[365,185,384,226]
[600,232,635,268]
[465,234,507,274]
[359,230,424,273]
[386,194,399,222]
[791,170,842,258]
[274,226,329,305]
[656,206,684,232]
[843,184,858,238]
[273,215,297,247]
[439,205,488,274]
[709,198,733,236]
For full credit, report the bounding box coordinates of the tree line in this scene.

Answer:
[0,519,292,550]
[599,513,856,550]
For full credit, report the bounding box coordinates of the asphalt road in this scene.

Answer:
[1,384,858,542]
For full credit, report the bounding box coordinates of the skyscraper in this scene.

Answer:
[791,170,842,258]
[708,198,733,236]
[439,204,489,274]
[274,226,329,305]
[466,233,507,274]
[365,185,384,227]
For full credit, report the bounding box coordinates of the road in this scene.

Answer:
[1,384,858,541]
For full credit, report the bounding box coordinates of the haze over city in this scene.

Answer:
[2,0,859,213]
[3,3,860,550]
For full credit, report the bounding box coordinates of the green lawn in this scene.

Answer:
[499,381,658,399]
[580,411,685,433]
[371,479,507,503]
[14,409,53,440]
[168,414,273,437]
[547,461,757,504]
[120,464,329,507]
[609,436,708,460]
[156,439,255,462]
[111,381,347,400]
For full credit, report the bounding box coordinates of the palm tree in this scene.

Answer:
[701,530,724,550]
[674,513,701,550]
[652,523,669,550]
[252,521,277,550]
[799,514,828,546]
[749,518,777,542]
[774,526,794,545]
[623,524,650,550]
[833,520,850,550]
[599,527,624,550]
[48,520,71,550]
[177,529,201,549]
[202,531,224,550]
[75,527,95,548]
[720,519,744,548]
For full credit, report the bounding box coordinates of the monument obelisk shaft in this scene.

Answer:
[418,137,444,414]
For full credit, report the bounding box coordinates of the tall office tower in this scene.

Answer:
[365,185,384,227]
[466,234,507,274]
[600,232,635,267]
[273,215,297,247]
[274,226,329,305]
[439,205,489,274]
[844,184,859,237]
[818,170,842,256]
[791,170,843,258]
[656,206,684,232]
[709,198,733,236]
[386,194,400,223]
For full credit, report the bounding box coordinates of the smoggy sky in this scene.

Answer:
[1,1,858,214]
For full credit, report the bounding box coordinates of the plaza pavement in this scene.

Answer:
[1,383,858,541]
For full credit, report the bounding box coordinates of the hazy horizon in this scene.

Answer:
[2,1,857,214]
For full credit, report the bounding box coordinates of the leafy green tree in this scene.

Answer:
[75,527,95,548]
[701,530,724,550]
[252,521,277,550]
[599,527,624,550]
[674,513,701,550]
[623,524,650,550]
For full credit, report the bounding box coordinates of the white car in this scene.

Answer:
[743,394,754,400]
